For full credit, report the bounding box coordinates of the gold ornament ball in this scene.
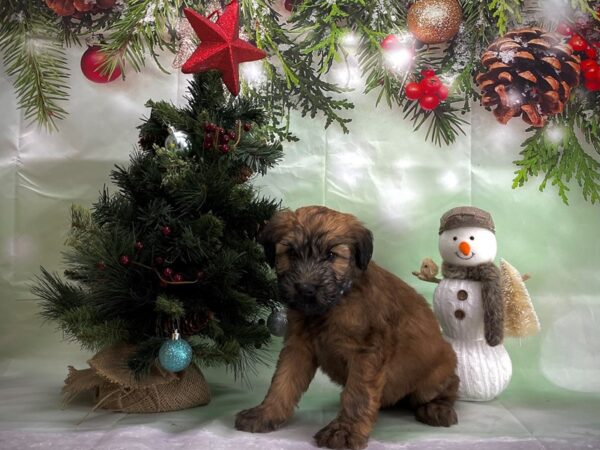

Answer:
[407,0,462,45]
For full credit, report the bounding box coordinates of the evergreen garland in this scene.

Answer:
[34,72,283,379]
[1,0,600,204]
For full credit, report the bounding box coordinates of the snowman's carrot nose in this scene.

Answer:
[459,241,471,255]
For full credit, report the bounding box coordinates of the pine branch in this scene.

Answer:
[512,98,600,205]
[488,0,524,35]
[0,1,69,131]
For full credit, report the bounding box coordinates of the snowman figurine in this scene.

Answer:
[433,206,511,401]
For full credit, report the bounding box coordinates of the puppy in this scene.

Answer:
[235,206,458,449]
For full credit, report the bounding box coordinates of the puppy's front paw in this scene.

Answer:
[314,419,368,450]
[415,402,458,427]
[235,405,286,433]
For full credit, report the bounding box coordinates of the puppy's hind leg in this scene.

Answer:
[410,373,459,427]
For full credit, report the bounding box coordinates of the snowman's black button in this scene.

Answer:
[454,309,466,320]
[457,290,468,301]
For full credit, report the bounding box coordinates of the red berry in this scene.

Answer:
[436,84,449,101]
[243,123,252,132]
[161,226,172,236]
[581,59,598,72]
[568,34,588,52]
[205,132,213,141]
[420,76,443,95]
[134,241,144,252]
[173,273,184,282]
[381,35,401,51]
[119,255,130,266]
[421,69,436,78]
[584,65,599,80]
[97,262,106,270]
[228,131,236,140]
[204,123,216,132]
[419,95,441,111]
[557,23,573,36]
[284,0,295,12]
[584,79,600,91]
[585,46,598,59]
[219,144,230,153]
[220,134,230,143]
[163,267,173,278]
[405,82,423,100]
[154,256,164,266]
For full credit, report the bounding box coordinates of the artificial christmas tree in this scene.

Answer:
[33,72,283,412]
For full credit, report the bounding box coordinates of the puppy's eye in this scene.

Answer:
[453,237,457,241]
[470,236,475,240]
[326,251,336,262]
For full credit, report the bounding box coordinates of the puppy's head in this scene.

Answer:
[260,206,373,315]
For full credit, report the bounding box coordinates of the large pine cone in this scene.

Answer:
[476,27,581,127]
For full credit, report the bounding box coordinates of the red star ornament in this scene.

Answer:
[182,1,266,96]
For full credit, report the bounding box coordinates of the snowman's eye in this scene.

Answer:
[470,236,474,240]
[453,237,457,241]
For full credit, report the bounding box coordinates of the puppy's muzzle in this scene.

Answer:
[294,282,317,299]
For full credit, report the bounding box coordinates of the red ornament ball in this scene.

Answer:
[420,76,443,95]
[80,46,121,83]
[568,34,588,52]
[119,255,130,266]
[381,35,402,52]
[405,82,424,100]
[419,95,441,111]
[161,226,172,237]
[581,59,598,72]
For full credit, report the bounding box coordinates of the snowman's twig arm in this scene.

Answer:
[411,272,441,284]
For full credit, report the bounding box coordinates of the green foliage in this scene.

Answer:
[513,95,600,205]
[0,1,69,131]
[489,0,524,35]
[34,73,283,379]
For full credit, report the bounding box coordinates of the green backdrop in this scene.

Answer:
[1,47,600,448]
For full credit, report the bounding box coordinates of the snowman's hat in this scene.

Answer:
[439,206,495,234]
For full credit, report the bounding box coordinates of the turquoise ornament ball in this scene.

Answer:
[159,333,193,372]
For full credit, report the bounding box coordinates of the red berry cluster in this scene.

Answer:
[404,69,450,111]
[204,122,252,154]
[558,24,600,91]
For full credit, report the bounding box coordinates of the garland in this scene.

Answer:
[1,0,599,204]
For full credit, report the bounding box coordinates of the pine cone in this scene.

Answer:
[236,166,254,184]
[476,27,581,127]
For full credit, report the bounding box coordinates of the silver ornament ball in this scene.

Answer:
[267,309,288,337]
[165,126,191,152]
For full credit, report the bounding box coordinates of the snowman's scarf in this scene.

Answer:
[442,262,504,347]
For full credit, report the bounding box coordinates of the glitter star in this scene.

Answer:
[181,1,267,96]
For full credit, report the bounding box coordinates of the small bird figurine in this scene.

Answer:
[412,257,441,283]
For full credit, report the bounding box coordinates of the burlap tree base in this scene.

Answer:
[62,345,210,413]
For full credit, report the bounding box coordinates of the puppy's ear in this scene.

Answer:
[259,209,295,267]
[354,226,374,270]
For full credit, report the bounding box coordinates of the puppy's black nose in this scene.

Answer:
[295,282,317,298]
